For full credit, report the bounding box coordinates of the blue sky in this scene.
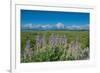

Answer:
[21,10,89,30]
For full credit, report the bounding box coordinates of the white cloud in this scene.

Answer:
[41,24,52,28]
[28,24,33,29]
[21,23,89,30]
[22,23,33,29]
[66,24,89,30]
[55,22,65,29]
[32,24,41,28]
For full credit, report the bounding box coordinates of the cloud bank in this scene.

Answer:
[21,22,89,30]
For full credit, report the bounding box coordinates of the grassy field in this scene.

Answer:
[21,30,89,63]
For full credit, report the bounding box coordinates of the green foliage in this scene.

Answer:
[21,30,89,62]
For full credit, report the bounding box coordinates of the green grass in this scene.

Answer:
[21,30,89,63]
